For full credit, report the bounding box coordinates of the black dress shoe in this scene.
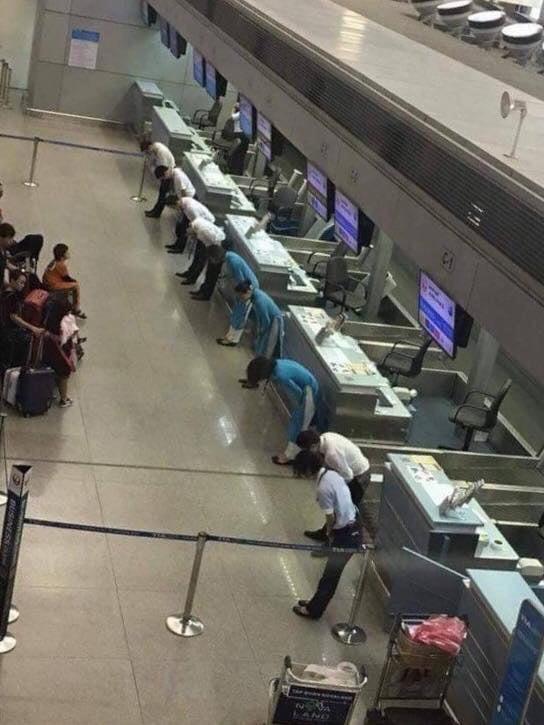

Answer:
[271,456,294,466]
[167,249,183,255]
[165,243,179,249]
[181,280,195,286]
[191,294,210,301]
[145,210,160,218]
[293,605,320,620]
[304,528,327,542]
[175,272,189,279]
[216,338,237,347]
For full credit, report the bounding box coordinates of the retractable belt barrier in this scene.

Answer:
[0,494,374,653]
[0,132,144,197]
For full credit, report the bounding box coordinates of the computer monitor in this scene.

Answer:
[141,2,157,25]
[418,272,457,358]
[169,31,187,58]
[307,162,335,221]
[334,190,374,252]
[205,63,227,100]
[193,50,206,87]
[239,95,255,140]
[159,17,170,48]
[257,112,272,161]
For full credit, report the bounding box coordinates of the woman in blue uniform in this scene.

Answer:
[215,252,260,344]
[218,282,284,358]
[241,356,321,465]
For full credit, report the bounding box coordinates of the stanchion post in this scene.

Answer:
[130,157,148,202]
[0,464,32,654]
[0,413,7,508]
[331,547,371,646]
[3,67,12,108]
[23,136,41,188]
[166,531,207,638]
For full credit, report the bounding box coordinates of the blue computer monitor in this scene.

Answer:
[205,63,217,99]
[334,191,359,252]
[239,95,254,140]
[193,50,205,87]
[141,2,157,25]
[169,30,187,58]
[159,17,170,48]
[418,272,456,358]
[257,112,272,161]
[307,162,335,221]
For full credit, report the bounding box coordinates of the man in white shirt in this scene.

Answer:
[167,197,215,257]
[140,140,176,218]
[296,430,370,542]
[292,450,361,619]
[180,218,226,299]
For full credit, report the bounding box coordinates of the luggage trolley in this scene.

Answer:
[267,655,367,724]
[365,614,462,725]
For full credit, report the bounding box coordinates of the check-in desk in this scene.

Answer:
[152,108,209,161]
[376,454,519,591]
[284,306,412,440]
[450,569,544,724]
[132,80,163,135]
[183,154,256,222]
[225,215,318,305]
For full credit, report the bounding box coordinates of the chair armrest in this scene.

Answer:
[390,339,418,352]
[451,403,484,424]
[310,258,328,275]
[192,109,207,122]
[463,390,489,404]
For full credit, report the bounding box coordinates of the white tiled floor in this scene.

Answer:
[0,108,384,723]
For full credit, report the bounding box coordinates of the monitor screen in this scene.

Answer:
[239,96,254,139]
[334,190,360,252]
[141,2,157,25]
[169,31,187,58]
[193,49,205,87]
[257,112,272,161]
[418,272,457,358]
[307,162,334,221]
[159,17,170,48]
[205,62,217,99]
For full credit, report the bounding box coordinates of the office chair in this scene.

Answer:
[448,378,512,452]
[191,99,223,129]
[308,255,364,313]
[379,337,433,385]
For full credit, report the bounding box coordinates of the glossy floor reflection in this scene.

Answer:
[0,107,387,723]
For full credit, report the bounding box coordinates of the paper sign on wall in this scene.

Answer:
[68,29,100,70]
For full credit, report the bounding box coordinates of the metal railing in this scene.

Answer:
[0,131,147,201]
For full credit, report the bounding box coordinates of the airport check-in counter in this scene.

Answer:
[375,454,519,592]
[132,80,163,136]
[225,215,318,305]
[152,107,209,161]
[283,306,412,440]
[183,153,256,222]
[450,569,544,725]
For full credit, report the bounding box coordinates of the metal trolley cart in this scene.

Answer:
[267,655,367,724]
[365,615,461,725]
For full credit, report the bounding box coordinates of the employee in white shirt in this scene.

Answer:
[151,165,196,225]
[167,197,215,256]
[292,450,361,619]
[140,140,176,218]
[296,429,370,542]
[180,218,226,299]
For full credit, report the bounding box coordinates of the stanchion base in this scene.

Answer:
[166,614,204,638]
[130,195,147,203]
[23,181,39,188]
[9,606,19,625]
[0,634,16,654]
[331,623,367,645]
[0,491,6,507]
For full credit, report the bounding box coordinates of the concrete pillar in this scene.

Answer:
[362,228,394,322]
[467,328,500,393]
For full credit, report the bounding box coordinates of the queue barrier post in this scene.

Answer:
[23,136,41,188]
[130,157,148,202]
[0,413,7,508]
[0,464,32,654]
[331,546,371,646]
[166,531,207,638]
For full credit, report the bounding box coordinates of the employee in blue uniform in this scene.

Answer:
[218,282,284,358]
[241,356,321,465]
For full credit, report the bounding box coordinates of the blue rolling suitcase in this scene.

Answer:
[16,339,55,417]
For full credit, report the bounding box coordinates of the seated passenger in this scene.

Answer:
[42,244,86,319]
[179,220,226,299]
[218,282,284,359]
[0,270,43,368]
[140,139,176,219]
[241,356,322,465]
[168,197,215,256]
[42,297,76,408]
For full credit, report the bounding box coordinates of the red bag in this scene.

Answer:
[407,616,467,656]
[22,289,49,327]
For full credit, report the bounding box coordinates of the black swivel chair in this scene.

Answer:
[379,337,433,385]
[191,99,223,130]
[448,378,512,451]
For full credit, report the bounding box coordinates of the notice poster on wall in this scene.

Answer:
[68,29,100,70]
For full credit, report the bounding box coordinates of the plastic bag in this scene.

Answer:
[407,616,467,656]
